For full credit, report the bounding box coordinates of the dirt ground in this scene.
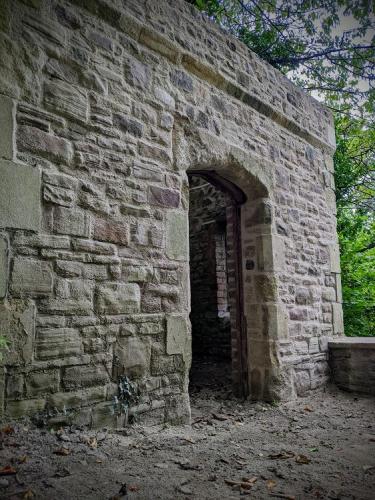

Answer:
[0,385,374,500]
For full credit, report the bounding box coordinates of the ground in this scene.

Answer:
[0,385,374,500]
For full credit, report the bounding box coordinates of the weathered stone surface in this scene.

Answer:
[0,159,41,231]
[47,386,106,410]
[149,186,180,208]
[96,283,141,314]
[35,328,82,360]
[26,370,60,396]
[166,315,190,363]
[256,234,285,272]
[329,338,375,395]
[17,125,73,164]
[10,257,52,296]
[0,94,14,160]
[63,365,109,390]
[0,300,35,366]
[53,206,91,237]
[43,184,75,207]
[332,302,344,334]
[166,211,188,261]
[0,234,8,298]
[114,337,151,378]
[6,398,46,418]
[44,81,88,123]
[94,218,129,245]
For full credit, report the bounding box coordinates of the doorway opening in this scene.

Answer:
[188,171,248,398]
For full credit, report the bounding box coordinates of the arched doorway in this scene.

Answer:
[188,170,248,398]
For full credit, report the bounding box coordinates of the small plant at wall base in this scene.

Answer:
[112,376,140,423]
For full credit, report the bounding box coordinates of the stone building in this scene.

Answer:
[0,0,343,427]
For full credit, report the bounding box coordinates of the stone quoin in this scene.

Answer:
[0,0,343,427]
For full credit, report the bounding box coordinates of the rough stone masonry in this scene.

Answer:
[0,0,343,427]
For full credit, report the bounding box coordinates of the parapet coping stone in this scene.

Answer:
[329,337,375,349]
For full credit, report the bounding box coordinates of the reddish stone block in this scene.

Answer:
[94,218,129,245]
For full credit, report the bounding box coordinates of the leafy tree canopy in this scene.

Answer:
[188,0,375,116]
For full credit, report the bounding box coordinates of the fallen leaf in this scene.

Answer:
[242,477,257,484]
[0,465,17,475]
[304,406,313,412]
[267,479,277,491]
[295,454,311,464]
[181,437,195,444]
[225,479,256,490]
[18,455,28,464]
[309,447,318,452]
[212,413,230,421]
[23,488,34,498]
[53,447,71,456]
[268,451,295,460]
[1,425,14,434]
[88,437,97,449]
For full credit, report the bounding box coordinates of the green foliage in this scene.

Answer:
[334,115,375,336]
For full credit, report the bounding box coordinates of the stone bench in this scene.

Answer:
[329,337,375,395]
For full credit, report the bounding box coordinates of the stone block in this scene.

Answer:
[6,374,24,399]
[94,218,129,245]
[0,94,14,160]
[166,315,190,363]
[63,365,109,390]
[254,274,278,302]
[0,300,35,366]
[0,234,8,298]
[329,244,341,273]
[47,386,106,411]
[262,304,289,340]
[114,337,151,378]
[17,125,73,164]
[6,398,46,418]
[294,370,310,395]
[96,283,141,314]
[256,234,285,272]
[10,257,52,296]
[43,184,75,207]
[122,265,153,283]
[332,303,344,334]
[0,159,41,231]
[35,328,82,360]
[166,211,188,261]
[44,81,88,123]
[113,113,143,137]
[53,206,91,237]
[149,186,180,208]
[26,370,60,396]
[124,58,151,89]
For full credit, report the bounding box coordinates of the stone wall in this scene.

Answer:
[329,338,375,396]
[189,176,231,362]
[0,0,342,426]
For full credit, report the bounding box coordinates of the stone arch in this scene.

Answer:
[178,128,290,400]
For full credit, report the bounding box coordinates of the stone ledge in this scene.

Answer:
[329,337,375,349]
